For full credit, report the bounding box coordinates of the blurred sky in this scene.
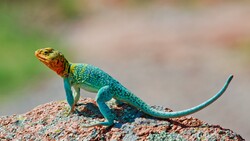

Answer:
[1,1,250,140]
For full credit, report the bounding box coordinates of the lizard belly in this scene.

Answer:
[79,82,99,93]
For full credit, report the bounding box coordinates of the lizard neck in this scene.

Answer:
[53,57,70,78]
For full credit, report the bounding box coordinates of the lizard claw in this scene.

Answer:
[66,108,80,116]
[66,111,73,116]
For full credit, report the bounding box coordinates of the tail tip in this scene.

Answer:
[228,74,234,82]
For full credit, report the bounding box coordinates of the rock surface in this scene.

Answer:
[0,98,244,140]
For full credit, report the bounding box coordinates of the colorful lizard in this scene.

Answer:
[35,48,233,127]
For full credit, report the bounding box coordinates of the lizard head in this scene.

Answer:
[35,48,70,77]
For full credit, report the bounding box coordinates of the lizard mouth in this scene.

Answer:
[35,50,48,63]
[37,57,47,62]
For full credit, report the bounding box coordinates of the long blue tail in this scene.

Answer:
[142,75,234,118]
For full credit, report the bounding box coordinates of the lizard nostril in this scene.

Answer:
[35,50,40,56]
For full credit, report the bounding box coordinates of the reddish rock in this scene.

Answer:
[0,98,244,140]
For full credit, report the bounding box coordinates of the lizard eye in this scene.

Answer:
[44,51,49,55]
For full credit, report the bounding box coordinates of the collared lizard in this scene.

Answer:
[35,48,233,127]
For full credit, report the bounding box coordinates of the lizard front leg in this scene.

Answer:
[63,78,76,115]
[82,86,115,127]
[73,86,80,106]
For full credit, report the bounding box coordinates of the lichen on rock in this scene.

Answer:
[0,98,245,140]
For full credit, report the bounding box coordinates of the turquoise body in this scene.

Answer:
[63,63,233,127]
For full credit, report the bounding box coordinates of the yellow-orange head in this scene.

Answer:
[35,48,70,77]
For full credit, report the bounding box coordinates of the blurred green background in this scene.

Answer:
[0,1,65,100]
[0,0,250,139]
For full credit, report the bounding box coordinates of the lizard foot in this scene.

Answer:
[81,121,114,128]
[66,108,80,116]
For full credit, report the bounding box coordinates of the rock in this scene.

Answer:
[0,98,244,140]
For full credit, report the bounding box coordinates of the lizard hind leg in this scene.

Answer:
[83,86,115,127]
